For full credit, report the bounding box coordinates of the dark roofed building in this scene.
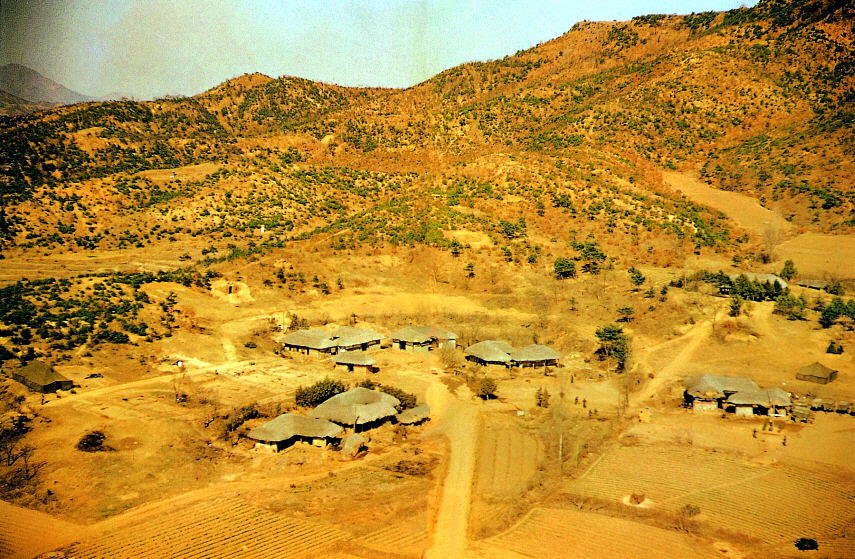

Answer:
[280,329,336,355]
[248,414,343,451]
[464,340,514,366]
[796,362,838,384]
[12,361,73,393]
[510,344,562,368]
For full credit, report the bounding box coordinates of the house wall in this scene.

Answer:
[692,400,718,412]
[438,340,456,350]
[734,405,754,417]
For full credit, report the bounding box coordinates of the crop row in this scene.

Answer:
[357,521,429,555]
[65,498,349,559]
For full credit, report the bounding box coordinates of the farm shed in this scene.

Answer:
[248,414,343,452]
[389,327,432,353]
[465,340,515,367]
[330,326,384,353]
[280,329,336,355]
[725,387,792,417]
[12,361,73,393]
[796,279,829,291]
[340,434,366,457]
[796,362,838,384]
[309,387,399,431]
[397,404,431,425]
[510,344,562,368]
[683,374,760,411]
[333,353,377,373]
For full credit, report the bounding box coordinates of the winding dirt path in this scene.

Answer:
[425,383,480,559]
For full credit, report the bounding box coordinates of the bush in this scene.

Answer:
[827,340,844,354]
[794,538,818,551]
[224,403,259,432]
[380,385,417,410]
[476,377,497,399]
[553,257,576,279]
[76,431,110,452]
[295,378,346,407]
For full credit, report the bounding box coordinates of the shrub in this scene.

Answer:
[224,403,259,432]
[535,387,550,408]
[554,257,576,279]
[380,385,417,410]
[76,431,110,452]
[476,377,497,399]
[794,538,818,551]
[295,378,346,407]
[826,340,844,354]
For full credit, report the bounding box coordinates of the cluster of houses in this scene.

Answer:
[279,325,563,370]
[683,361,844,420]
[247,387,430,454]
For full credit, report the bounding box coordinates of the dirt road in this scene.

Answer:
[425,382,480,559]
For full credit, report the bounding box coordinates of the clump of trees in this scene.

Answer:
[76,431,112,452]
[380,385,417,411]
[595,324,629,372]
[295,378,346,407]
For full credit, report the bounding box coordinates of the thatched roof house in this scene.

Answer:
[413,325,457,348]
[729,272,788,289]
[796,279,829,291]
[280,329,336,355]
[684,374,760,400]
[389,327,433,352]
[330,326,384,352]
[510,344,562,368]
[726,387,792,416]
[12,361,73,393]
[397,404,431,425]
[796,362,838,384]
[309,387,400,428]
[333,353,377,372]
[465,340,515,366]
[248,413,343,451]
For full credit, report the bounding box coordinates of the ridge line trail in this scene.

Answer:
[425,382,480,559]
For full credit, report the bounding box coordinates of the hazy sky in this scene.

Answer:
[1,0,757,100]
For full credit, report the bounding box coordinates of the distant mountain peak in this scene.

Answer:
[0,63,96,105]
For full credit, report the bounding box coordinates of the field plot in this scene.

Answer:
[562,444,855,545]
[61,497,351,559]
[483,507,720,559]
[356,518,430,557]
[0,500,85,559]
[476,425,540,497]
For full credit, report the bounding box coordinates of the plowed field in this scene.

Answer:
[0,500,85,559]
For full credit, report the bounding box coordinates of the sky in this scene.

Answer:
[1,0,757,100]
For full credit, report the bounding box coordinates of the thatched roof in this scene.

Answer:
[333,353,377,367]
[511,344,562,363]
[684,374,760,399]
[279,329,335,350]
[13,360,72,391]
[796,279,829,290]
[727,387,792,407]
[730,272,788,289]
[465,340,515,363]
[412,325,456,341]
[331,326,384,347]
[309,387,400,425]
[797,362,837,380]
[397,404,431,424]
[248,414,343,442]
[389,327,432,344]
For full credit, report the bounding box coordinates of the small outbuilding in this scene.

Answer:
[12,361,73,393]
[333,353,377,373]
[796,362,838,384]
[309,387,400,431]
[510,344,562,368]
[796,279,829,291]
[397,404,431,426]
[340,433,366,457]
[465,340,515,367]
[412,325,457,350]
[248,414,343,451]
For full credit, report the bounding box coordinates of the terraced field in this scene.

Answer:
[0,500,84,559]
[62,497,351,559]
[483,507,720,559]
[476,425,540,497]
[356,517,429,557]
[562,444,855,545]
